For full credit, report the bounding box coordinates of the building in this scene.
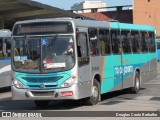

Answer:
[80,6,133,23]
[71,0,107,13]
[133,0,160,37]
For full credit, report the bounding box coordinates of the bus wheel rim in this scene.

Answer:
[136,77,140,90]
[92,86,98,98]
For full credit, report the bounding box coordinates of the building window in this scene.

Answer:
[91,8,98,13]
[148,15,151,18]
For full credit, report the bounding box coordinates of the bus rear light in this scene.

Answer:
[61,91,73,97]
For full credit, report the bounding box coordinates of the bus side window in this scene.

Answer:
[111,30,120,54]
[99,29,111,55]
[121,31,132,53]
[88,28,99,56]
[77,33,89,66]
[140,32,148,52]
[131,31,141,53]
[145,32,150,52]
[149,32,155,52]
[77,34,82,57]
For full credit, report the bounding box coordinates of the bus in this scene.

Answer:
[0,29,11,88]
[156,39,160,61]
[11,18,157,107]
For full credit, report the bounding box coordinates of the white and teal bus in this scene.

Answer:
[11,18,157,107]
[0,29,11,88]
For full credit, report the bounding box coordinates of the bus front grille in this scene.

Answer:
[22,76,63,83]
[28,85,58,88]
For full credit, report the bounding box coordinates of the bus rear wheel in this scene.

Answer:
[131,71,140,94]
[87,79,100,105]
[34,100,49,108]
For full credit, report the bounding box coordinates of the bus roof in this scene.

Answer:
[110,22,155,32]
[13,17,110,29]
[13,17,155,32]
[0,29,12,38]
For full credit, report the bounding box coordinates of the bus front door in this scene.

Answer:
[76,30,91,99]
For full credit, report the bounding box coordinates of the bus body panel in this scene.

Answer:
[157,49,160,60]
[0,29,11,88]
[100,53,157,94]
[149,54,157,81]
[0,62,11,88]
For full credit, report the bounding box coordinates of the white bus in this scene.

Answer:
[0,29,11,88]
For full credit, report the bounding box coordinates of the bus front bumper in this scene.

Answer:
[11,84,82,100]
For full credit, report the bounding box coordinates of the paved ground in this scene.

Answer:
[0,63,160,119]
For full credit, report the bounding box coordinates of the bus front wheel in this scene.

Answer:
[131,71,140,94]
[34,100,49,108]
[87,79,100,105]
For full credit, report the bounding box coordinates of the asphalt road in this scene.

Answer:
[0,63,160,119]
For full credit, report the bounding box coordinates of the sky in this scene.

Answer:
[33,0,132,10]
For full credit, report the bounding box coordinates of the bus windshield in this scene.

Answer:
[12,35,75,73]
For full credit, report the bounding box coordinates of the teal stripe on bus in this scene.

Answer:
[14,70,72,90]
[110,22,155,31]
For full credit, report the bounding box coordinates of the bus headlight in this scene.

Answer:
[61,76,77,88]
[12,79,26,89]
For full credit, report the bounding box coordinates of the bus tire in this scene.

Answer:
[34,100,49,108]
[131,71,140,94]
[87,79,100,105]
